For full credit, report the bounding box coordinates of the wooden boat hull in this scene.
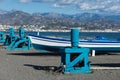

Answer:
[29,35,120,52]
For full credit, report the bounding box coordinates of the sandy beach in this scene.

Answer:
[0,44,120,80]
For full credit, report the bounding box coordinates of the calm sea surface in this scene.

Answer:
[26,32,120,40]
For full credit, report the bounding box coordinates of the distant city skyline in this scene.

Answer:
[0,0,120,14]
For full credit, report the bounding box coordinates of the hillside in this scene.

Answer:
[0,10,120,30]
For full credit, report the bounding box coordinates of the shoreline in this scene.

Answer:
[35,30,120,32]
[0,28,120,32]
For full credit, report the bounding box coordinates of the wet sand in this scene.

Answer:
[0,45,120,80]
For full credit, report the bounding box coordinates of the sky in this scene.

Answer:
[0,0,120,14]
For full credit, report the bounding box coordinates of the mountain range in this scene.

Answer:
[33,12,120,21]
[0,9,120,30]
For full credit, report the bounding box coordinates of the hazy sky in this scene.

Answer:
[0,0,120,14]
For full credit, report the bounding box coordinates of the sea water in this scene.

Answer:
[27,32,120,40]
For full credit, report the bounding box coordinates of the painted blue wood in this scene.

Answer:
[5,27,31,51]
[61,29,91,74]
[0,32,5,43]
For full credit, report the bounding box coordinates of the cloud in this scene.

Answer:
[19,0,31,3]
[31,0,56,2]
[53,3,65,8]
[105,5,120,12]
[62,0,120,13]
[19,0,120,13]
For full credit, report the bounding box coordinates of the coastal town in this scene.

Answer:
[0,24,120,32]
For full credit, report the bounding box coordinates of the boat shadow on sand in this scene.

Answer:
[7,51,120,56]
[91,63,120,67]
[8,52,120,71]
[23,63,120,73]
[24,64,64,73]
[7,52,61,56]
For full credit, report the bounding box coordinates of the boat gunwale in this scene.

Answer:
[29,34,120,43]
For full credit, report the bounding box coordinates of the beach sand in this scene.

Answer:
[0,45,120,80]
